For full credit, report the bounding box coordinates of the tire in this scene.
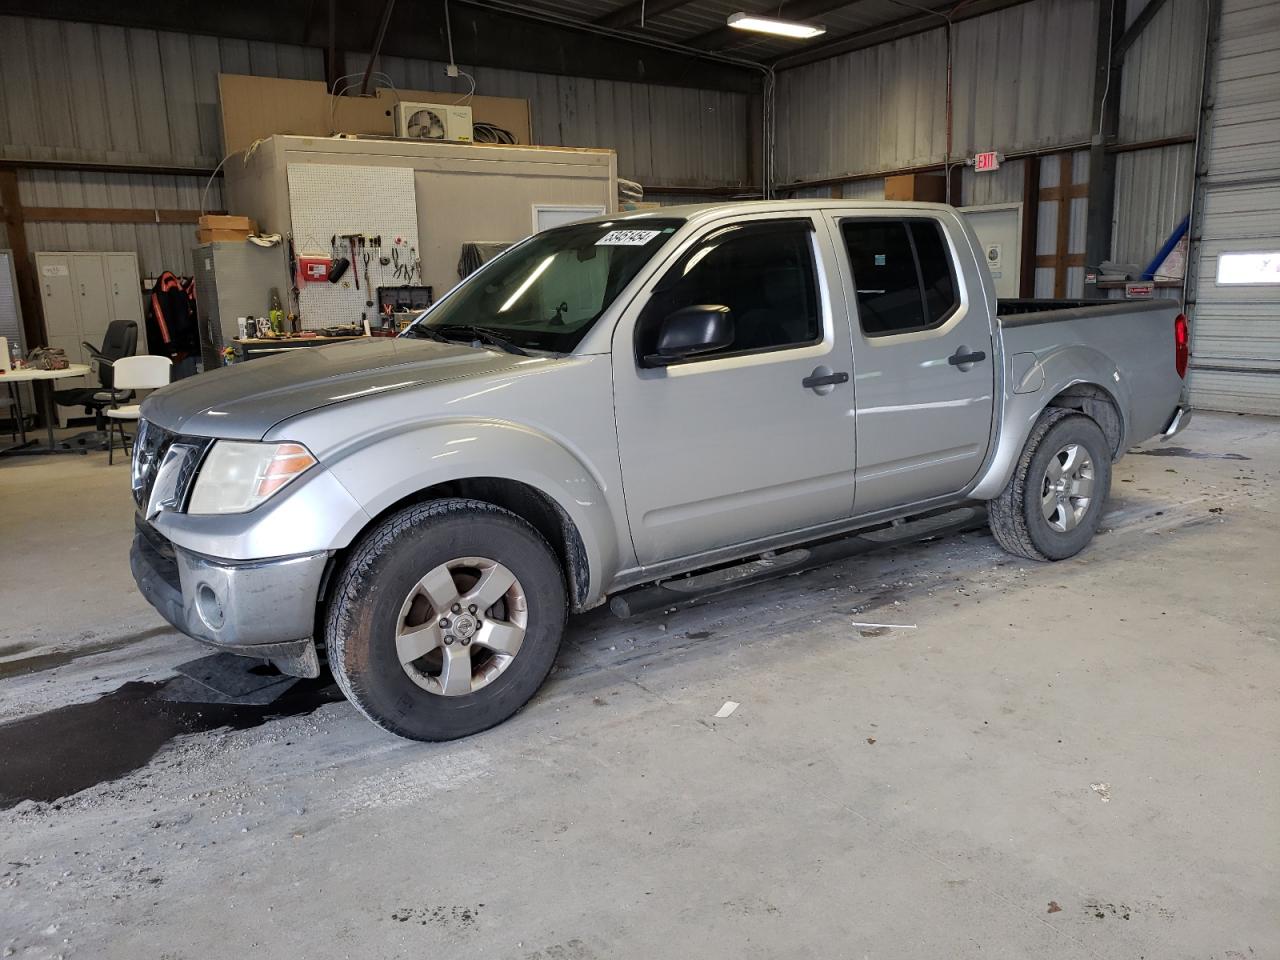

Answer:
[325,498,567,741]
[988,409,1112,562]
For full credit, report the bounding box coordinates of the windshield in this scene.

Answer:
[406,219,684,352]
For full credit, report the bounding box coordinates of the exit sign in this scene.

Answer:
[974,151,1001,172]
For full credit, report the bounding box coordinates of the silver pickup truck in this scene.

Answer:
[131,200,1190,740]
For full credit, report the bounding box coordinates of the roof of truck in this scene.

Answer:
[603,198,959,223]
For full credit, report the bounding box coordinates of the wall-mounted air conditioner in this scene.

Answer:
[394,102,473,143]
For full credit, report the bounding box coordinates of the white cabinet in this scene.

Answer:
[36,251,147,425]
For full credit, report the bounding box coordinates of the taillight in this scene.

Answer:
[1174,313,1189,379]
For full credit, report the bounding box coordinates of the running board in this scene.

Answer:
[609,506,987,619]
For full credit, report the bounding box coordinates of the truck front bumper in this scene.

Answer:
[131,516,329,678]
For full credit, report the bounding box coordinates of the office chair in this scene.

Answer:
[52,320,138,448]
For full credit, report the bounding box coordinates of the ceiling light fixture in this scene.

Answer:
[726,12,827,39]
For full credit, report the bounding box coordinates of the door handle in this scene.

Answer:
[948,348,987,368]
[802,370,849,389]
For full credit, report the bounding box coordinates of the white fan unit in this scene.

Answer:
[394,102,473,143]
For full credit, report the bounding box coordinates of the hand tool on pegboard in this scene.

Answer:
[286,235,301,315]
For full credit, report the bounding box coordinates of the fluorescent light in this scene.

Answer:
[727,12,827,39]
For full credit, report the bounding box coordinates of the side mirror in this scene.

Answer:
[645,305,734,366]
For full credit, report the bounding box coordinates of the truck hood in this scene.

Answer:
[142,338,530,439]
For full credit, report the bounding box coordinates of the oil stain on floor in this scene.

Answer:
[0,674,342,809]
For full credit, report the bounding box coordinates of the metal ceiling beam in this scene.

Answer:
[685,0,865,51]
[2,0,758,92]
[1083,0,1128,298]
[594,0,698,29]
[769,0,1035,70]
[1113,0,1173,63]
[360,0,397,94]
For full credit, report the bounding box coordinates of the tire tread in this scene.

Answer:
[988,407,1079,562]
[325,497,562,740]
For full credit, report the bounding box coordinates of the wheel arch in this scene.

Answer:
[1044,382,1125,457]
[317,420,624,618]
[972,365,1128,502]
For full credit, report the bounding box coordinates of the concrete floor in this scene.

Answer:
[0,412,1276,960]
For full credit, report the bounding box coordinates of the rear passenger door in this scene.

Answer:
[833,214,996,515]
[612,214,858,565]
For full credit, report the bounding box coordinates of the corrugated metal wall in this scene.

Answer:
[1187,0,1280,414]
[0,15,750,280]
[0,14,323,277]
[774,0,1206,287]
[774,0,1098,187]
[377,56,751,189]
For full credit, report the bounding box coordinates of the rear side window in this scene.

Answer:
[637,219,821,363]
[841,219,958,336]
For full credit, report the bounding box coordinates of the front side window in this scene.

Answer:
[408,219,683,353]
[842,219,959,337]
[636,219,821,363]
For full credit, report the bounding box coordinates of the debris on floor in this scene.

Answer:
[714,700,740,719]
[1047,901,1062,913]
[1090,782,1112,802]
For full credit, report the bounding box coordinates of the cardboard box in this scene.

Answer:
[217,74,532,157]
[196,228,252,243]
[884,173,947,203]
[198,214,257,233]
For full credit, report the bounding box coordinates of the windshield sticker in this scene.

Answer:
[596,229,663,247]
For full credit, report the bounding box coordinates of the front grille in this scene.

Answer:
[132,420,213,515]
[134,515,182,592]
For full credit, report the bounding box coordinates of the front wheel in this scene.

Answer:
[988,409,1112,561]
[325,498,567,741]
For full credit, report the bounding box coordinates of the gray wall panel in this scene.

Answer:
[775,0,1103,187]
[1,14,748,285]
[376,54,750,188]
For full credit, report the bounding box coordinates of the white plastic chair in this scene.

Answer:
[105,355,172,464]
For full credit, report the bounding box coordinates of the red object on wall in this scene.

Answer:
[298,257,332,283]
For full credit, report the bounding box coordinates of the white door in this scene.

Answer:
[71,254,111,350]
[105,253,147,353]
[36,255,91,424]
[37,254,77,343]
[532,205,607,233]
[1186,0,1280,414]
[959,203,1022,299]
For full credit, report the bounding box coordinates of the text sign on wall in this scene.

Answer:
[974,151,1001,172]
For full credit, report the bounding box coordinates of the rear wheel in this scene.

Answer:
[989,409,1112,561]
[326,498,567,741]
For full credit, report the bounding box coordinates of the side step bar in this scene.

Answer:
[609,506,987,619]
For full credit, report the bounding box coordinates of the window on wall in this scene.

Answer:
[636,219,821,363]
[841,219,959,336]
[1216,251,1280,285]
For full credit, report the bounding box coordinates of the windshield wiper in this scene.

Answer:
[433,324,530,356]
[404,324,452,344]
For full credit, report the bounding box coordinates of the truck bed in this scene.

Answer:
[997,297,1178,324]
[996,297,1183,447]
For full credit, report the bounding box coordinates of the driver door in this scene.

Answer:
[612,214,858,565]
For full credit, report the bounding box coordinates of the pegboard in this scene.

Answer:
[286,163,422,329]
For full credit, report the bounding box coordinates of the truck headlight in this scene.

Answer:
[187,441,317,515]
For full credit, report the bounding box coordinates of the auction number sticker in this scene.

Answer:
[596,229,662,246]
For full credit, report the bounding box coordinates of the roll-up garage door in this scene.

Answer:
[1189,0,1280,414]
